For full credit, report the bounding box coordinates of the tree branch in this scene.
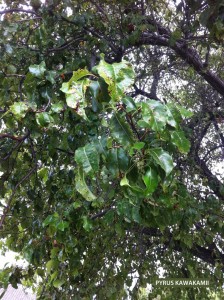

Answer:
[0,9,39,16]
[91,207,113,220]
[0,132,30,142]
[130,84,161,100]
[137,26,224,96]
[142,227,224,267]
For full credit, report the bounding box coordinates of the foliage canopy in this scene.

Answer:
[0,0,224,299]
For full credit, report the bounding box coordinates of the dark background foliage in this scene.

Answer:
[0,0,224,299]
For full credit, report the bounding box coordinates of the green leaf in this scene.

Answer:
[120,175,130,187]
[187,264,196,277]
[75,144,99,174]
[175,104,193,118]
[53,279,65,288]
[43,213,59,227]
[106,148,129,176]
[7,64,16,74]
[131,206,141,223]
[46,70,57,84]
[10,102,28,119]
[122,96,137,112]
[133,142,145,150]
[60,82,69,93]
[117,200,132,219]
[120,175,144,192]
[82,216,93,231]
[130,142,145,155]
[69,68,92,82]
[36,112,54,127]
[182,235,193,249]
[170,130,190,153]
[46,259,59,275]
[89,80,100,98]
[165,105,178,128]
[169,29,182,46]
[95,55,135,101]
[142,167,159,195]
[41,87,52,100]
[57,221,69,231]
[89,81,101,111]
[62,78,90,120]
[73,200,82,209]
[137,119,151,129]
[75,168,96,201]
[110,113,134,146]
[150,148,174,176]
[51,102,64,113]
[29,61,46,78]
[38,167,48,183]
[166,103,182,124]
[141,101,167,132]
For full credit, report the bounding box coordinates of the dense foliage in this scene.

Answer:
[0,0,224,299]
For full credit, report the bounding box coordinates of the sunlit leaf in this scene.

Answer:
[29,61,46,78]
[95,55,135,101]
[75,168,96,201]
[10,102,28,119]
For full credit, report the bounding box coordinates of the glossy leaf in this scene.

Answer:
[75,144,99,174]
[141,101,167,132]
[57,221,69,231]
[95,55,135,101]
[36,112,54,127]
[29,61,46,78]
[69,68,92,82]
[150,148,174,176]
[75,168,96,201]
[61,77,90,120]
[110,113,134,146]
[170,130,190,153]
[122,96,137,112]
[51,102,64,113]
[143,167,159,195]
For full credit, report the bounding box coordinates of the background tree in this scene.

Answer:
[0,0,224,299]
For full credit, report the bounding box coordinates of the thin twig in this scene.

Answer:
[91,207,113,220]
[0,131,30,141]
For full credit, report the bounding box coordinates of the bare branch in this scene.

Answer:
[130,83,161,101]
[91,207,113,220]
[46,37,84,53]
[0,131,30,142]
[137,26,224,96]
[0,8,39,16]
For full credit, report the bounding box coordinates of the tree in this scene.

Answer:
[0,0,224,299]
